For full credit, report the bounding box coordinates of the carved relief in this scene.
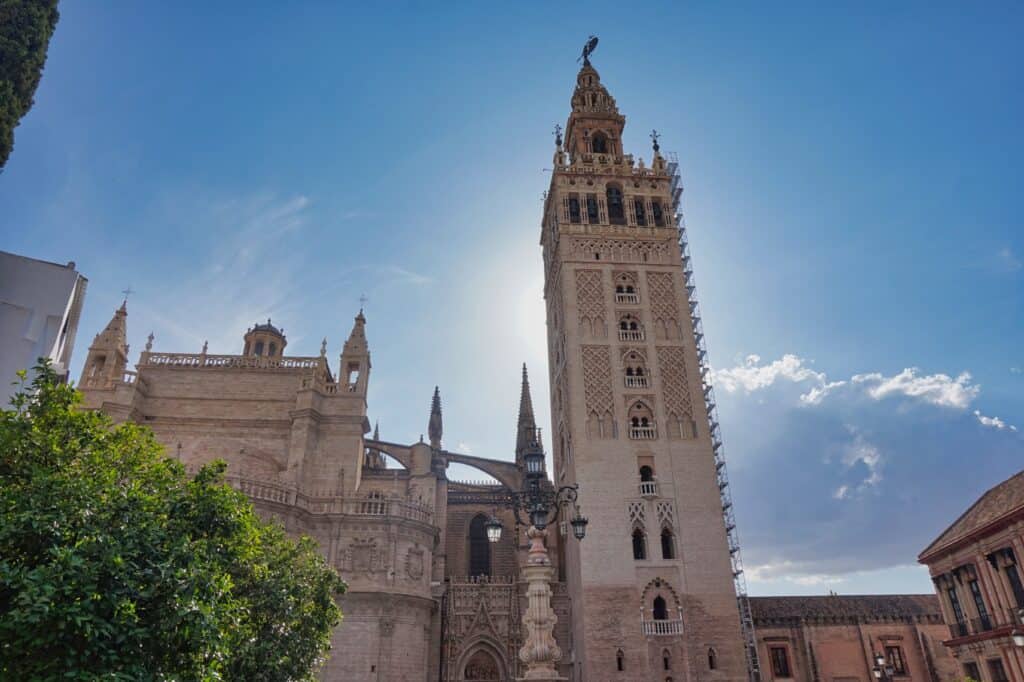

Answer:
[581,345,615,439]
[340,537,388,574]
[656,346,695,440]
[574,269,606,338]
[656,500,676,529]
[406,545,425,581]
[569,237,672,265]
[646,271,680,340]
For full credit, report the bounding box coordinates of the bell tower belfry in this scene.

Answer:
[541,52,752,681]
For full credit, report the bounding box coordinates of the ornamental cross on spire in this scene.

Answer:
[650,129,661,153]
[553,124,563,148]
[121,286,134,302]
[358,293,369,312]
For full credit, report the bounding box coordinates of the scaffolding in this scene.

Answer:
[667,151,761,682]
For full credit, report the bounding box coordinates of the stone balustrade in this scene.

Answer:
[143,352,326,371]
[641,619,683,636]
[223,474,433,523]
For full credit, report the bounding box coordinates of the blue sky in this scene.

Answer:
[1,2,1022,596]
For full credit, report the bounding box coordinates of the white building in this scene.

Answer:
[0,250,87,401]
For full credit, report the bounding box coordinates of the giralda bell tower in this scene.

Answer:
[541,47,756,681]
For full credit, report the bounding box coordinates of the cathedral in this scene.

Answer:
[78,54,753,682]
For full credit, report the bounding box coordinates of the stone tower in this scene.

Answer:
[541,59,749,680]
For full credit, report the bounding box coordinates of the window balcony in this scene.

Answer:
[642,619,683,636]
[624,375,649,389]
[629,426,657,440]
[615,293,640,304]
[619,329,645,342]
[639,480,658,498]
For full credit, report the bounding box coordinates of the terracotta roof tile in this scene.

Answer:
[919,469,1024,560]
[750,595,941,624]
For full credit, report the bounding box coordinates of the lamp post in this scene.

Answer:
[485,438,588,682]
[872,652,895,682]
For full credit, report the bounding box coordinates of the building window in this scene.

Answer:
[569,195,581,223]
[632,528,647,560]
[634,198,647,226]
[468,515,492,577]
[769,647,791,678]
[963,662,981,682]
[885,646,906,676]
[968,579,991,630]
[987,658,1009,682]
[269,342,277,357]
[592,132,608,154]
[652,596,668,620]
[947,586,967,635]
[616,649,625,672]
[586,194,599,223]
[254,341,264,356]
[640,465,654,482]
[1006,563,1024,607]
[607,186,625,224]
[663,649,671,671]
[660,528,676,560]
[652,200,665,226]
[708,648,717,670]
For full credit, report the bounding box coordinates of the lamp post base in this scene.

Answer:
[518,527,566,682]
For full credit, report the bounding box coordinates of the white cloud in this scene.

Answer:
[974,410,1018,432]
[852,368,979,409]
[713,354,829,394]
[997,247,1022,273]
[838,429,883,493]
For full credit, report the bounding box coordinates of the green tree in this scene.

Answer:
[0,0,60,170]
[0,362,346,680]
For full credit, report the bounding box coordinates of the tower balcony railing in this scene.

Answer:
[639,480,659,498]
[619,329,645,342]
[642,619,683,636]
[624,375,649,389]
[615,293,640,304]
[629,426,657,440]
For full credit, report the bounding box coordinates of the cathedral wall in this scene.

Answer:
[445,502,520,579]
[326,592,435,682]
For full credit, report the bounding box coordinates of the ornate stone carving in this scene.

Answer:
[646,271,680,339]
[656,345,694,439]
[574,269,606,337]
[406,545,425,580]
[569,237,672,265]
[581,345,614,438]
[340,537,387,574]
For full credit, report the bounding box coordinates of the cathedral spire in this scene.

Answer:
[79,301,129,388]
[516,364,539,465]
[340,310,371,394]
[428,386,443,449]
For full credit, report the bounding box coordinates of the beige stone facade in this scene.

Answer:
[538,62,749,681]
[919,470,1024,682]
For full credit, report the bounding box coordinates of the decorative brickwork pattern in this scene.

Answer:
[628,501,647,529]
[581,345,614,438]
[569,237,672,265]
[575,269,606,337]
[656,500,676,529]
[657,345,695,440]
[646,271,680,340]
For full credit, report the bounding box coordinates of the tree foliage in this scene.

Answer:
[0,362,346,680]
[0,0,60,170]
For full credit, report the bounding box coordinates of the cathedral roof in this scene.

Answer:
[250,318,285,337]
[749,594,942,625]
[919,468,1024,561]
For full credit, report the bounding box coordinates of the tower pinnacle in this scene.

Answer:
[428,386,443,449]
[516,364,539,465]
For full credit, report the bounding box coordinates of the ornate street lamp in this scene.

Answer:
[484,436,587,681]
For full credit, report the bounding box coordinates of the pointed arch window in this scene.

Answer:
[653,596,669,621]
[469,515,492,577]
[661,527,676,560]
[616,649,625,671]
[708,648,718,670]
[586,194,599,223]
[607,185,625,224]
[663,649,672,671]
[568,195,581,223]
[634,198,647,226]
[632,528,647,560]
[652,200,665,226]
